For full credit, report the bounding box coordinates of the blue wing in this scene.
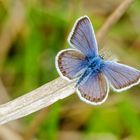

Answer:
[56,49,87,81]
[102,61,140,92]
[68,16,98,57]
[77,72,109,105]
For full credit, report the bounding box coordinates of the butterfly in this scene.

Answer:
[55,16,140,105]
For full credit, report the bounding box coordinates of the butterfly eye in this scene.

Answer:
[99,55,104,60]
[86,56,92,62]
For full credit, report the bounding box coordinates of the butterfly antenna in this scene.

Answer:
[99,47,118,62]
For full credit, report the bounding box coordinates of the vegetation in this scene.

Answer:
[0,0,140,140]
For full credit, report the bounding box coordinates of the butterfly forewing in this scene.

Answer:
[56,49,87,81]
[77,73,109,105]
[103,61,140,91]
[68,16,98,57]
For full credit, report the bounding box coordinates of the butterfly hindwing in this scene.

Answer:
[77,72,109,105]
[68,16,98,57]
[103,61,140,91]
[56,49,87,81]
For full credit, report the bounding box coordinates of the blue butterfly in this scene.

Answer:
[56,16,140,105]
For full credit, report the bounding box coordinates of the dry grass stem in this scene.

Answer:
[96,0,134,43]
[0,0,25,72]
[0,78,75,125]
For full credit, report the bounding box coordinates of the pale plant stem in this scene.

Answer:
[0,78,75,125]
[96,0,134,43]
[0,0,25,72]
[0,0,134,125]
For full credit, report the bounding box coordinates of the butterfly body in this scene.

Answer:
[76,56,105,87]
[56,16,140,105]
[87,56,105,73]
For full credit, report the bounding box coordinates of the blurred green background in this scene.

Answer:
[0,0,140,140]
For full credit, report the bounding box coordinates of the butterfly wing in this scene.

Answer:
[56,49,87,81]
[102,61,140,92]
[77,72,109,105]
[68,16,98,57]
